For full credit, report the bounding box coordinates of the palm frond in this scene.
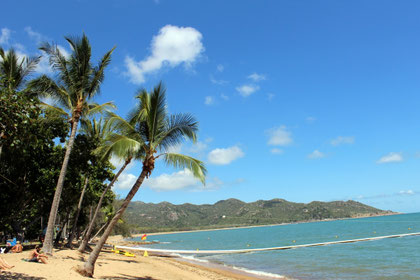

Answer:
[85,101,116,117]
[163,153,206,185]
[148,82,167,144]
[97,133,144,161]
[156,113,198,152]
[87,46,116,97]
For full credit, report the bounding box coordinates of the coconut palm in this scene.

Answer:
[0,47,40,91]
[28,34,115,254]
[0,48,39,157]
[78,82,206,277]
[78,116,140,253]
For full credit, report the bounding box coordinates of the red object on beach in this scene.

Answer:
[141,234,147,241]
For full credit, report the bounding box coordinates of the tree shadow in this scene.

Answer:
[0,271,46,280]
[101,274,156,280]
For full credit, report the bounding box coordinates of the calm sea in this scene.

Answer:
[132,213,420,279]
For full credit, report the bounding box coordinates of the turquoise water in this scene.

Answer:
[133,213,420,279]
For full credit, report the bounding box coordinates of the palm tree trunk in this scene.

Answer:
[78,168,148,277]
[42,119,79,255]
[78,159,131,253]
[66,176,89,247]
[89,220,109,243]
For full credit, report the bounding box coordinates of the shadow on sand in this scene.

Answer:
[0,271,46,280]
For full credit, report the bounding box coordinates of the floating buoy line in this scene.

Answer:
[114,232,420,255]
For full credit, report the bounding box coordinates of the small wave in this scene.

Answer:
[159,241,171,244]
[228,265,286,279]
[176,254,210,263]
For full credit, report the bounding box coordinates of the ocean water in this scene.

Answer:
[132,213,420,279]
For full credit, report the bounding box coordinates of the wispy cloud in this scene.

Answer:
[248,72,266,82]
[0,28,11,44]
[24,26,46,43]
[208,146,244,165]
[236,84,259,97]
[377,152,403,164]
[267,126,293,146]
[217,64,224,72]
[331,136,355,146]
[125,25,204,84]
[270,148,283,155]
[267,93,275,101]
[306,116,316,123]
[220,93,229,100]
[308,150,325,159]
[210,75,228,85]
[204,96,215,105]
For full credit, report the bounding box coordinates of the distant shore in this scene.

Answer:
[109,211,400,242]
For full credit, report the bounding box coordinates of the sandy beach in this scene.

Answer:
[0,247,263,280]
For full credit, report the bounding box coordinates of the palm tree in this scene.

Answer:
[78,116,140,253]
[0,48,39,157]
[28,34,115,255]
[0,47,40,92]
[78,83,206,277]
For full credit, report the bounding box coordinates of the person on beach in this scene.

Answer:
[0,256,14,270]
[10,241,23,253]
[28,245,48,264]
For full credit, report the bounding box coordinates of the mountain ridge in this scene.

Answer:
[123,198,396,233]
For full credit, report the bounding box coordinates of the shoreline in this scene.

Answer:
[0,247,278,280]
[116,211,400,241]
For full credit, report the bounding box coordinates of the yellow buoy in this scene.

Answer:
[373,231,376,234]
[408,227,412,230]
[247,244,250,247]
[335,235,338,238]
[143,250,149,257]
[292,240,296,243]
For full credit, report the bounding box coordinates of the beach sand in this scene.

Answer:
[0,247,262,280]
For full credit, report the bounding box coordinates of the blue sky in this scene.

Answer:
[2,0,420,213]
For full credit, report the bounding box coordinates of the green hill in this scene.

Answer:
[123,198,395,233]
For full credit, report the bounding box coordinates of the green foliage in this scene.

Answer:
[123,199,394,232]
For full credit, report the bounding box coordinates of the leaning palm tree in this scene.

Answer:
[28,34,115,255]
[0,47,40,92]
[78,82,206,277]
[78,116,140,253]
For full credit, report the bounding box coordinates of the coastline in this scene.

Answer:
[112,211,400,241]
[0,247,278,280]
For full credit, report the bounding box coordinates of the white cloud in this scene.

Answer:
[248,72,266,82]
[189,141,208,154]
[0,28,11,44]
[267,126,292,146]
[267,93,275,101]
[114,173,137,190]
[24,26,46,43]
[306,116,316,123]
[236,84,259,97]
[210,75,228,85]
[204,96,214,105]
[220,93,229,100]
[217,64,224,72]
[208,146,244,165]
[308,150,325,159]
[270,148,283,155]
[331,136,355,146]
[377,152,403,164]
[145,168,200,191]
[399,190,415,195]
[124,25,204,84]
[166,143,182,154]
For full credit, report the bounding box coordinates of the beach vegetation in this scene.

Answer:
[28,34,115,254]
[78,82,207,277]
